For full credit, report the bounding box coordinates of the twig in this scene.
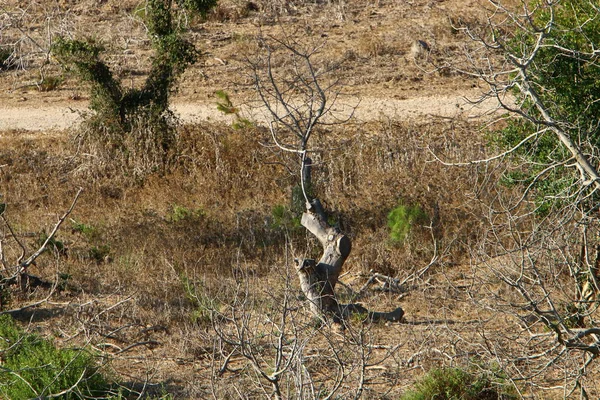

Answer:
[0,278,59,316]
[1,214,27,264]
[18,187,83,274]
[115,340,160,355]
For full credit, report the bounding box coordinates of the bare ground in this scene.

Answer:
[0,91,499,132]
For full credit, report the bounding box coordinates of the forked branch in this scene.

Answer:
[0,188,83,294]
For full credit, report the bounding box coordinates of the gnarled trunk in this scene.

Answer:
[295,198,404,323]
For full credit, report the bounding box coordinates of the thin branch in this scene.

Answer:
[18,187,83,273]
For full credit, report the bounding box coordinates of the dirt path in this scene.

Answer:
[0,91,497,132]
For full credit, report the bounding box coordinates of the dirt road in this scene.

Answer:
[0,91,497,132]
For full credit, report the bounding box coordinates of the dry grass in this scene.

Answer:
[2,0,600,398]
[2,110,596,398]
[0,115,517,398]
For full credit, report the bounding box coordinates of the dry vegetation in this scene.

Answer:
[1,0,600,399]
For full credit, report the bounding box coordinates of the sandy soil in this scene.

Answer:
[0,0,497,133]
[0,91,498,132]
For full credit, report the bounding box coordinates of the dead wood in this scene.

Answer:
[296,199,404,323]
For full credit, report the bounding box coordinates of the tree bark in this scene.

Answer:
[295,198,404,323]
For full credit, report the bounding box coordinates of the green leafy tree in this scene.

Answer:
[456,1,600,396]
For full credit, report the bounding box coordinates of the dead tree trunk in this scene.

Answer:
[250,36,403,324]
[295,160,404,323]
[295,199,348,318]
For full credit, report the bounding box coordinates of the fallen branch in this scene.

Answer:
[17,187,83,276]
[359,272,404,295]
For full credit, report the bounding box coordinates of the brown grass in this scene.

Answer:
[2,0,600,398]
[0,115,499,397]
[2,115,593,398]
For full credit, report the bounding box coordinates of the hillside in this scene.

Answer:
[1,0,598,398]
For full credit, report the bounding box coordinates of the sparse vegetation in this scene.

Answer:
[71,219,100,240]
[168,204,205,223]
[181,275,218,325]
[2,0,600,398]
[37,75,63,92]
[270,204,301,231]
[215,90,253,129]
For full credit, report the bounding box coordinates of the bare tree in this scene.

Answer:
[442,0,600,397]
[206,259,403,399]
[249,31,404,324]
[0,2,74,87]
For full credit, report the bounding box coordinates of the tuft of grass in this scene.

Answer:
[89,244,111,263]
[71,219,100,241]
[38,75,64,91]
[387,202,428,244]
[168,204,205,223]
[0,314,109,399]
[401,367,517,400]
[215,90,253,129]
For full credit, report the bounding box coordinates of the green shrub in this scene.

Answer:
[271,204,302,231]
[401,367,516,400]
[37,230,66,256]
[0,314,109,399]
[168,204,205,223]
[387,202,428,243]
[52,0,217,179]
[488,1,600,213]
[71,219,100,241]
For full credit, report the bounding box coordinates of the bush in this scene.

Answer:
[401,367,516,400]
[0,314,109,399]
[52,0,217,179]
[387,202,428,243]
